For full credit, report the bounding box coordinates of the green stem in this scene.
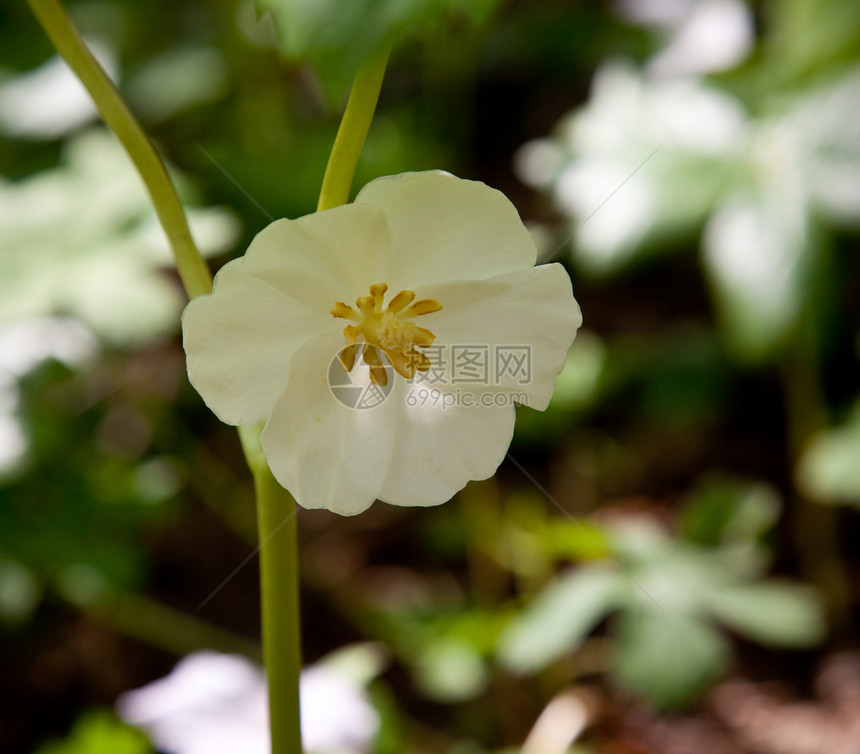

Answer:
[82,589,263,663]
[253,463,303,754]
[26,0,212,300]
[317,44,391,212]
[780,341,850,628]
[240,425,303,754]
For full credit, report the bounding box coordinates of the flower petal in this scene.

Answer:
[378,389,515,507]
[354,172,537,287]
[182,266,332,426]
[240,203,393,308]
[413,264,582,411]
[261,332,395,515]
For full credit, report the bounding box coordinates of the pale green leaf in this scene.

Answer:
[705,581,826,647]
[613,609,729,710]
[498,566,626,674]
[0,130,238,344]
[702,191,812,364]
[797,403,860,505]
[414,638,489,702]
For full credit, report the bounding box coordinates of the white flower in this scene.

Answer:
[182,171,581,515]
[116,650,380,754]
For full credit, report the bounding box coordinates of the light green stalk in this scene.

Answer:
[26,0,212,299]
[240,426,303,754]
[26,2,298,748]
[317,44,391,212]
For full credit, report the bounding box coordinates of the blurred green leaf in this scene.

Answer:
[605,519,669,566]
[702,192,814,364]
[0,357,178,594]
[547,518,613,562]
[126,45,230,124]
[415,637,489,702]
[681,475,781,548]
[791,67,860,226]
[34,709,152,754]
[366,681,408,754]
[631,547,734,615]
[0,129,238,344]
[367,605,505,703]
[548,332,606,412]
[498,566,626,674]
[613,609,729,710]
[705,581,825,647]
[258,0,502,104]
[501,507,824,707]
[524,62,747,275]
[765,0,860,84]
[0,558,41,627]
[797,402,860,504]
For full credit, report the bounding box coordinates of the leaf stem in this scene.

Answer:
[317,44,391,212]
[26,0,212,299]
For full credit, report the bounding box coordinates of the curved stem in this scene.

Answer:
[26,0,212,299]
[317,44,391,212]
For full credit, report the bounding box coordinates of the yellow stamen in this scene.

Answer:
[369,283,388,298]
[356,296,376,315]
[405,299,443,317]
[386,290,415,313]
[343,325,359,344]
[331,282,442,383]
[413,327,436,346]
[338,343,362,372]
[331,302,360,321]
[363,345,388,386]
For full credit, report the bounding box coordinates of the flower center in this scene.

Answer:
[331,283,442,386]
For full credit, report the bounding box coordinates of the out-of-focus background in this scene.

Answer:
[2,0,860,752]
